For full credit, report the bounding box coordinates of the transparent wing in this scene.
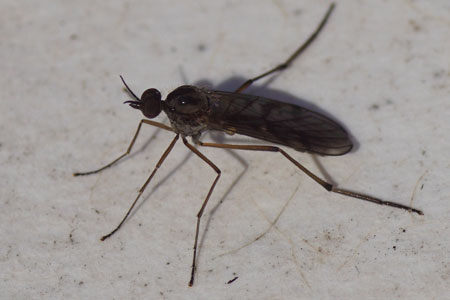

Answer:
[206,90,352,156]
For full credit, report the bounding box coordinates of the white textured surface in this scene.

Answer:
[1,1,449,299]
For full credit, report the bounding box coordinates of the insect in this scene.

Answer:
[74,3,423,286]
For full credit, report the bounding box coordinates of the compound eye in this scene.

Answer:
[140,89,162,118]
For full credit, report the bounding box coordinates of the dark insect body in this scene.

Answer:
[74,3,422,286]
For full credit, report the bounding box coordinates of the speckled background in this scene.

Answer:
[1,1,449,299]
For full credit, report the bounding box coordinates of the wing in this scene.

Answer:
[205,90,352,156]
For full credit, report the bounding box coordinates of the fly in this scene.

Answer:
[74,3,423,286]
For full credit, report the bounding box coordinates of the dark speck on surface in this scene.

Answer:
[369,104,379,110]
[227,276,239,284]
[408,19,421,32]
[197,43,206,52]
[433,70,445,78]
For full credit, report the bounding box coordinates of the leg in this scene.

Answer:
[235,3,335,93]
[197,141,423,215]
[100,134,179,241]
[73,119,173,176]
[182,137,221,287]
